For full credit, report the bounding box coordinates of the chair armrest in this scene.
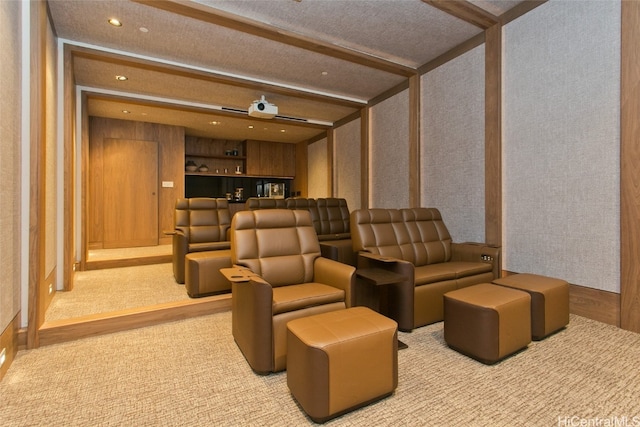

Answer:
[207,241,232,251]
[451,243,501,279]
[313,257,356,307]
[220,266,258,282]
[172,230,188,283]
[358,252,398,264]
[163,230,177,235]
[231,274,274,374]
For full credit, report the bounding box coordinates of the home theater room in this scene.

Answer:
[1,0,640,425]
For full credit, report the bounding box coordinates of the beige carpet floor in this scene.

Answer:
[87,245,172,262]
[45,263,190,322]
[2,310,640,426]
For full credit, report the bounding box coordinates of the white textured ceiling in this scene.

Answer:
[194,0,482,68]
[47,0,527,143]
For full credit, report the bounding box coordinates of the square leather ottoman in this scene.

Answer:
[493,273,569,340]
[444,283,531,364]
[286,307,398,423]
[185,250,232,297]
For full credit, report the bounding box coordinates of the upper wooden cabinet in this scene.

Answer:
[245,140,296,178]
[185,136,246,176]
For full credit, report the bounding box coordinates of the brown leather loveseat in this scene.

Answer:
[351,207,500,331]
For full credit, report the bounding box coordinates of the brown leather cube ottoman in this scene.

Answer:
[184,250,232,298]
[286,307,398,423]
[444,283,531,364]
[493,273,569,340]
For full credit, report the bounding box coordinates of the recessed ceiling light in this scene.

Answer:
[115,75,128,81]
[139,27,149,33]
[248,125,254,129]
[108,18,122,27]
[209,121,220,125]
[321,71,328,76]
[280,129,286,133]
[122,110,130,114]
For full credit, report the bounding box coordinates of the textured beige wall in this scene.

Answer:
[307,138,328,198]
[370,90,410,208]
[421,45,485,242]
[45,16,57,278]
[0,0,22,329]
[334,118,361,211]
[503,1,620,292]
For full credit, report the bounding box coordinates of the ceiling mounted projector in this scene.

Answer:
[248,95,278,119]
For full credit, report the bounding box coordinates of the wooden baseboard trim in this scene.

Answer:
[37,294,231,347]
[502,270,620,327]
[0,313,21,381]
[569,283,620,327]
[84,254,172,271]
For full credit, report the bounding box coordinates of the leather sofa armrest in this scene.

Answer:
[313,256,356,307]
[207,241,232,251]
[451,242,501,279]
[172,230,188,284]
[231,275,274,374]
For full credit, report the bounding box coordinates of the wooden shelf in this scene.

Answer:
[186,172,246,177]
[185,172,294,179]
[186,154,246,161]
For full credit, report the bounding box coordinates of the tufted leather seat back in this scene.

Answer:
[351,207,452,267]
[231,209,320,287]
[286,197,321,233]
[245,197,287,210]
[175,198,230,244]
[316,198,350,235]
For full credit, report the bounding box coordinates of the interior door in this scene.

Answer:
[102,138,158,249]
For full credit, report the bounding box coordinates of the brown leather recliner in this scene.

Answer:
[351,208,500,331]
[286,197,357,266]
[285,197,321,230]
[230,209,356,374]
[170,198,231,284]
[244,197,287,210]
[316,198,357,266]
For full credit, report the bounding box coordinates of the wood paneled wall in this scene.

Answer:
[292,141,308,197]
[620,1,640,333]
[484,23,502,247]
[86,117,185,251]
[28,0,48,348]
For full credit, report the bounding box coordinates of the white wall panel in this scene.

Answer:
[370,90,409,208]
[503,0,620,292]
[307,137,328,198]
[334,118,361,211]
[421,45,485,243]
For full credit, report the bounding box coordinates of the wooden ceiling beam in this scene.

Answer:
[85,92,332,130]
[133,0,417,78]
[422,0,498,30]
[70,46,364,110]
